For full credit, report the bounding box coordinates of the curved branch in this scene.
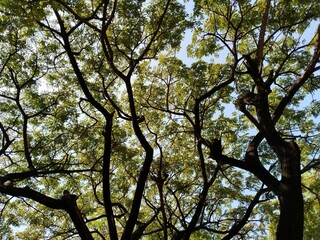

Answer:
[272,25,320,123]
[222,187,269,240]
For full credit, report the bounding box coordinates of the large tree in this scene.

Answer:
[0,0,319,239]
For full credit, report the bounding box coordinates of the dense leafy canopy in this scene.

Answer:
[0,0,319,239]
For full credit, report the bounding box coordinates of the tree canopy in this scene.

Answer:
[0,0,319,239]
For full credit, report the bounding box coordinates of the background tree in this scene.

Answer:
[0,0,319,240]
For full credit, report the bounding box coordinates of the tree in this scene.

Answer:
[0,0,319,239]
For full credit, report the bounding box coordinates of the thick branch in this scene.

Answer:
[62,190,94,240]
[102,117,119,240]
[0,185,64,209]
[255,0,270,66]
[121,79,154,240]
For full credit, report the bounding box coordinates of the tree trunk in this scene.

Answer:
[276,141,304,240]
[277,190,304,240]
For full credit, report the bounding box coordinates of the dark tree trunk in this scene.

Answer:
[277,190,304,240]
[276,141,304,240]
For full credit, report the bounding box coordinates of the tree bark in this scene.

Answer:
[62,190,94,240]
[276,141,304,240]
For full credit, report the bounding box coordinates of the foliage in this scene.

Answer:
[0,0,319,239]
